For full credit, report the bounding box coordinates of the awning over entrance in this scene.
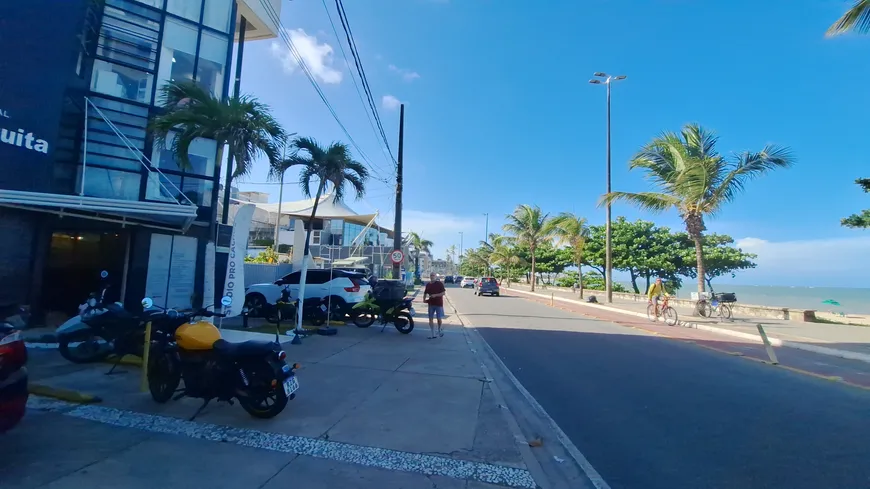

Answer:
[0,189,198,232]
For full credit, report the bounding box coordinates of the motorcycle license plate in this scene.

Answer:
[283,376,299,397]
[408,307,416,317]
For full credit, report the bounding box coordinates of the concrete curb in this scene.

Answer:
[507,287,870,364]
[28,383,103,404]
[446,294,610,489]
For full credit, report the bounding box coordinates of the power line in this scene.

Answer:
[319,0,395,176]
[257,0,392,186]
[333,0,396,166]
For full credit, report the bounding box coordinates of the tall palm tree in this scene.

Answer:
[271,137,368,331]
[827,1,870,36]
[446,245,458,272]
[550,212,590,298]
[406,232,434,280]
[488,237,522,285]
[601,124,794,292]
[150,81,286,222]
[502,204,554,291]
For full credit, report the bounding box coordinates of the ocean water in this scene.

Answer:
[660,284,870,314]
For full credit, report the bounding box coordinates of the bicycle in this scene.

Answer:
[647,295,678,326]
[695,292,734,321]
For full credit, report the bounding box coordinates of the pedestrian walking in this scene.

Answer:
[423,272,445,339]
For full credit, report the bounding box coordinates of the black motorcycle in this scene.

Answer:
[144,299,299,420]
[351,292,415,334]
[56,273,149,370]
[265,287,329,326]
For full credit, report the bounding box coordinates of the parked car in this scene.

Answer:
[476,277,500,296]
[245,269,371,319]
[444,276,454,284]
[460,277,475,288]
[0,305,28,434]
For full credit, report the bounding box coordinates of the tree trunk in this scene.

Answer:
[705,275,714,293]
[577,263,584,299]
[629,270,639,294]
[295,179,327,332]
[530,246,537,291]
[693,236,706,293]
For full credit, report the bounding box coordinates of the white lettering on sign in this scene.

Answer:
[0,108,50,154]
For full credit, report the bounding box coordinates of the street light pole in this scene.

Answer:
[459,231,464,272]
[590,72,626,304]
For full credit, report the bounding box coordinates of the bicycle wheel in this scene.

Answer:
[646,304,656,322]
[663,307,679,326]
[695,301,711,318]
[719,304,733,320]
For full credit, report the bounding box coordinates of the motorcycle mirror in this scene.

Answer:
[220,296,232,307]
[141,297,154,309]
[100,270,109,279]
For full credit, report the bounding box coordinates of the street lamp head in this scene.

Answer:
[593,72,607,78]
[613,75,627,81]
[589,79,603,85]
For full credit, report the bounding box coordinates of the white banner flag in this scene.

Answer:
[222,203,254,318]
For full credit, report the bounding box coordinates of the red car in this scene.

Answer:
[0,306,28,434]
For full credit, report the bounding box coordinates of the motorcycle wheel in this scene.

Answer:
[58,333,111,363]
[147,349,181,403]
[238,365,290,419]
[353,311,375,328]
[310,314,326,327]
[394,312,414,334]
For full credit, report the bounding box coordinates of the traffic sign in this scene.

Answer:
[390,249,405,264]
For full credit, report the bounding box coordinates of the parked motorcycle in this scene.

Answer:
[0,305,28,434]
[351,292,415,334]
[56,271,148,369]
[143,296,299,420]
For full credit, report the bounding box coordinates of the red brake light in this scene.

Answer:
[0,332,27,369]
[344,279,361,293]
[278,350,287,361]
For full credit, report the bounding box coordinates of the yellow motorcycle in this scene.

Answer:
[141,297,299,420]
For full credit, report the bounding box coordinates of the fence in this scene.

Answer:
[244,263,293,288]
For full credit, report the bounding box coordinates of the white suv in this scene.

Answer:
[245,269,371,319]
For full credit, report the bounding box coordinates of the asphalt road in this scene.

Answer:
[446,285,870,489]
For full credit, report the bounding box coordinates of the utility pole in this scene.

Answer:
[222,16,247,225]
[392,104,405,279]
[590,72,626,304]
[483,213,489,244]
[272,142,287,250]
[459,231,464,272]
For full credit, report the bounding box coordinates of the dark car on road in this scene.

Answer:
[475,277,500,297]
[444,276,454,284]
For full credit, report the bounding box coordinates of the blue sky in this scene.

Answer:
[233,0,870,287]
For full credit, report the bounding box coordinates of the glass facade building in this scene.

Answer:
[0,0,279,317]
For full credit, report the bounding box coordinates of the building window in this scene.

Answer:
[80,167,141,200]
[166,0,202,22]
[97,6,160,71]
[156,17,198,94]
[181,176,214,206]
[196,31,228,98]
[91,59,154,103]
[311,231,321,245]
[150,132,217,177]
[203,0,233,32]
[145,171,182,203]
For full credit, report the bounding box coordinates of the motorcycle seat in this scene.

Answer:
[212,339,279,357]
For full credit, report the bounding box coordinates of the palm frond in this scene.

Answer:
[827,0,870,36]
[707,144,795,214]
[599,191,679,213]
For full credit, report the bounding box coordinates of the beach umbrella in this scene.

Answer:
[822,299,841,306]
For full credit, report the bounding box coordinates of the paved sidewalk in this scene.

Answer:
[509,284,870,356]
[503,287,870,390]
[5,309,537,488]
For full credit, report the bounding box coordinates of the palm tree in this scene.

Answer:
[446,245,458,272]
[601,124,794,292]
[406,232,434,280]
[150,81,286,222]
[488,237,522,285]
[550,212,590,298]
[502,204,554,291]
[827,1,870,36]
[272,137,368,330]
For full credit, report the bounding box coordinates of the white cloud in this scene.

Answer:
[382,95,401,110]
[388,64,421,82]
[734,236,870,287]
[269,28,342,84]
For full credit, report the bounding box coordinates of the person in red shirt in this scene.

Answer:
[423,272,446,339]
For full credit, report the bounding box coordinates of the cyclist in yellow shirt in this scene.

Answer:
[647,277,669,318]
